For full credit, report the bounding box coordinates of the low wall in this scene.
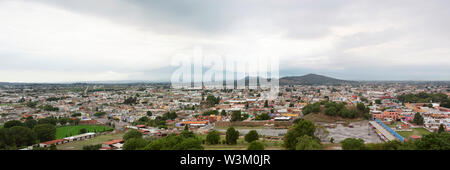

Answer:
[215,121,292,128]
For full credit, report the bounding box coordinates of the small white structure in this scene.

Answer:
[64,132,96,142]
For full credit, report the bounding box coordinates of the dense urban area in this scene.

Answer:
[0,78,449,150]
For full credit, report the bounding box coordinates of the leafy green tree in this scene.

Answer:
[32,147,48,150]
[398,93,449,103]
[441,99,450,108]
[9,126,37,148]
[3,120,23,128]
[382,140,405,150]
[34,124,56,142]
[221,110,227,116]
[180,128,195,138]
[360,97,368,103]
[255,113,270,120]
[415,133,450,150]
[231,111,242,122]
[71,113,82,117]
[94,112,106,117]
[58,117,69,126]
[340,138,365,150]
[295,135,322,150]
[247,141,265,150]
[397,141,418,150]
[325,107,337,116]
[24,119,37,129]
[413,113,424,125]
[146,111,152,116]
[123,129,142,141]
[0,128,15,149]
[312,103,321,113]
[144,139,165,150]
[162,111,177,120]
[284,119,316,150]
[203,95,220,107]
[438,124,446,134]
[203,110,219,116]
[144,134,203,150]
[172,137,204,150]
[38,117,57,126]
[302,104,313,115]
[241,113,249,120]
[138,116,150,122]
[244,130,259,143]
[375,99,382,105]
[40,105,59,112]
[123,97,137,105]
[83,144,102,150]
[26,101,37,108]
[356,103,366,112]
[206,130,220,145]
[226,127,239,145]
[123,138,148,150]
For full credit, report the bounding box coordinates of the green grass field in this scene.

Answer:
[397,128,431,138]
[56,125,113,139]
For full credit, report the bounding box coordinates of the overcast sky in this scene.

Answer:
[1,0,450,82]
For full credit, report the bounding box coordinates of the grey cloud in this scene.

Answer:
[3,0,450,82]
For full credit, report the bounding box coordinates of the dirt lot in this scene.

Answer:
[303,112,364,123]
[325,121,383,143]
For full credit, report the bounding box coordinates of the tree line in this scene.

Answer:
[0,118,57,150]
[398,93,450,108]
[302,101,371,119]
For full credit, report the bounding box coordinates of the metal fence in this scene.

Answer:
[375,118,405,142]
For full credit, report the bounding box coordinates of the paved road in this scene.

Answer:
[217,129,287,136]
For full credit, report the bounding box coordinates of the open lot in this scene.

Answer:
[326,121,383,143]
[56,125,113,139]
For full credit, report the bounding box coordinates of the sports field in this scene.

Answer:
[397,128,431,138]
[56,125,113,139]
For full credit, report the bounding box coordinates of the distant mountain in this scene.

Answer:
[279,74,353,85]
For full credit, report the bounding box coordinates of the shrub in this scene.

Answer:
[245,130,259,143]
[247,141,265,150]
[206,130,220,145]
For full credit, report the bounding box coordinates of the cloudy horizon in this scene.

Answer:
[1,0,450,83]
